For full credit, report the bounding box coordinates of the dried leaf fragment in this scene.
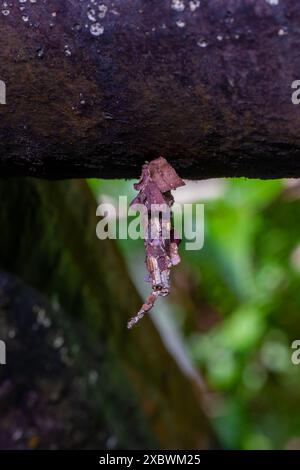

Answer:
[127,157,185,329]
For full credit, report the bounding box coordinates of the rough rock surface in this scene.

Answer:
[0,0,300,179]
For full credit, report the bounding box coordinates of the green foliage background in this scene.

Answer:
[88,177,300,450]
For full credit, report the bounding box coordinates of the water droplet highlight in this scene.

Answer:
[90,22,104,36]
[171,0,185,12]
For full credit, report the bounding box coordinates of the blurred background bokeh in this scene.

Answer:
[1,176,300,450]
[89,177,300,450]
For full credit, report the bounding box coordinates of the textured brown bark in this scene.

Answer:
[0,177,217,449]
[0,0,300,179]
